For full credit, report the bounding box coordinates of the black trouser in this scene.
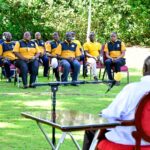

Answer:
[40,54,49,76]
[53,67,60,81]
[3,59,14,78]
[105,58,126,80]
[15,59,39,86]
[82,130,96,150]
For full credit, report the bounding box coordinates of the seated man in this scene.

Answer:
[13,31,40,89]
[0,32,16,82]
[56,32,81,84]
[0,32,8,44]
[45,32,61,81]
[82,56,150,150]
[104,32,126,83]
[33,32,49,77]
[71,31,87,77]
[83,32,101,81]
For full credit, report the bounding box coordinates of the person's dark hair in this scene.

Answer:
[143,56,150,76]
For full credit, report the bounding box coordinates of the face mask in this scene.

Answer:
[2,36,6,40]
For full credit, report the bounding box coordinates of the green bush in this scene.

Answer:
[0,0,149,46]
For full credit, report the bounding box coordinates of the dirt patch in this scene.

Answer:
[126,46,150,69]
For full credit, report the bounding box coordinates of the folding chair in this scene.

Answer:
[1,63,17,81]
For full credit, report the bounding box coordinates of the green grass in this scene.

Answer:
[0,67,142,150]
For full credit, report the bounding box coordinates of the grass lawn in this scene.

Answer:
[0,67,142,150]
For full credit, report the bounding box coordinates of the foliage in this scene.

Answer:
[0,0,149,45]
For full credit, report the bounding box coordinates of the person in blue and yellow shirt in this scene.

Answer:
[13,31,40,89]
[45,32,61,81]
[0,32,16,82]
[56,32,81,84]
[104,32,126,82]
[71,31,87,76]
[83,32,101,81]
[34,32,49,77]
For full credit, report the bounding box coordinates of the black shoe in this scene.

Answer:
[29,85,36,88]
[56,77,60,81]
[43,74,48,77]
[23,85,28,89]
[115,81,120,86]
[71,83,79,86]
[94,76,98,81]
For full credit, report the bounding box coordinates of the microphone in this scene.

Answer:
[105,80,116,93]
[105,72,122,93]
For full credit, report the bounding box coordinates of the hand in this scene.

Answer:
[67,57,74,62]
[22,57,29,61]
[32,56,36,60]
[46,53,51,57]
[93,56,97,61]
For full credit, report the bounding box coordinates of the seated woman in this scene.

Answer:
[13,32,40,89]
[82,56,150,150]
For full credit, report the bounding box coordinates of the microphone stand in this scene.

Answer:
[32,80,112,147]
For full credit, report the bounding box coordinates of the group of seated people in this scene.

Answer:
[0,31,126,88]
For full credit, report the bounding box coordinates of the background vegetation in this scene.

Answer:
[0,0,149,45]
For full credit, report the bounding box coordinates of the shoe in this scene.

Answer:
[29,85,36,88]
[7,78,11,83]
[115,81,120,86]
[94,76,98,81]
[43,74,48,77]
[23,85,28,89]
[71,83,79,86]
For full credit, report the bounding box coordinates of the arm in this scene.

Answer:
[13,41,29,61]
[34,43,40,59]
[101,84,133,120]
[115,51,125,60]
[85,51,98,61]
[115,42,126,60]
[0,44,4,59]
[13,52,29,61]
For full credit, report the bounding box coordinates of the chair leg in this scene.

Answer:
[102,69,106,81]
[14,69,17,86]
[99,68,101,79]
[47,67,50,80]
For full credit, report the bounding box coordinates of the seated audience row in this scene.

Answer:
[0,31,126,88]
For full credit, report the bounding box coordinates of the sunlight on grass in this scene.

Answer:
[0,122,20,129]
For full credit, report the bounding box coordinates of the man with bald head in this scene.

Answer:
[0,32,16,82]
[34,32,49,77]
[13,31,40,88]
[56,32,81,84]
[104,32,126,83]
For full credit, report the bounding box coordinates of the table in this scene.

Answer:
[21,110,121,150]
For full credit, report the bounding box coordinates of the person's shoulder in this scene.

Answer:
[123,82,140,91]
[71,41,77,46]
[83,41,89,46]
[18,39,24,43]
[95,42,101,46]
